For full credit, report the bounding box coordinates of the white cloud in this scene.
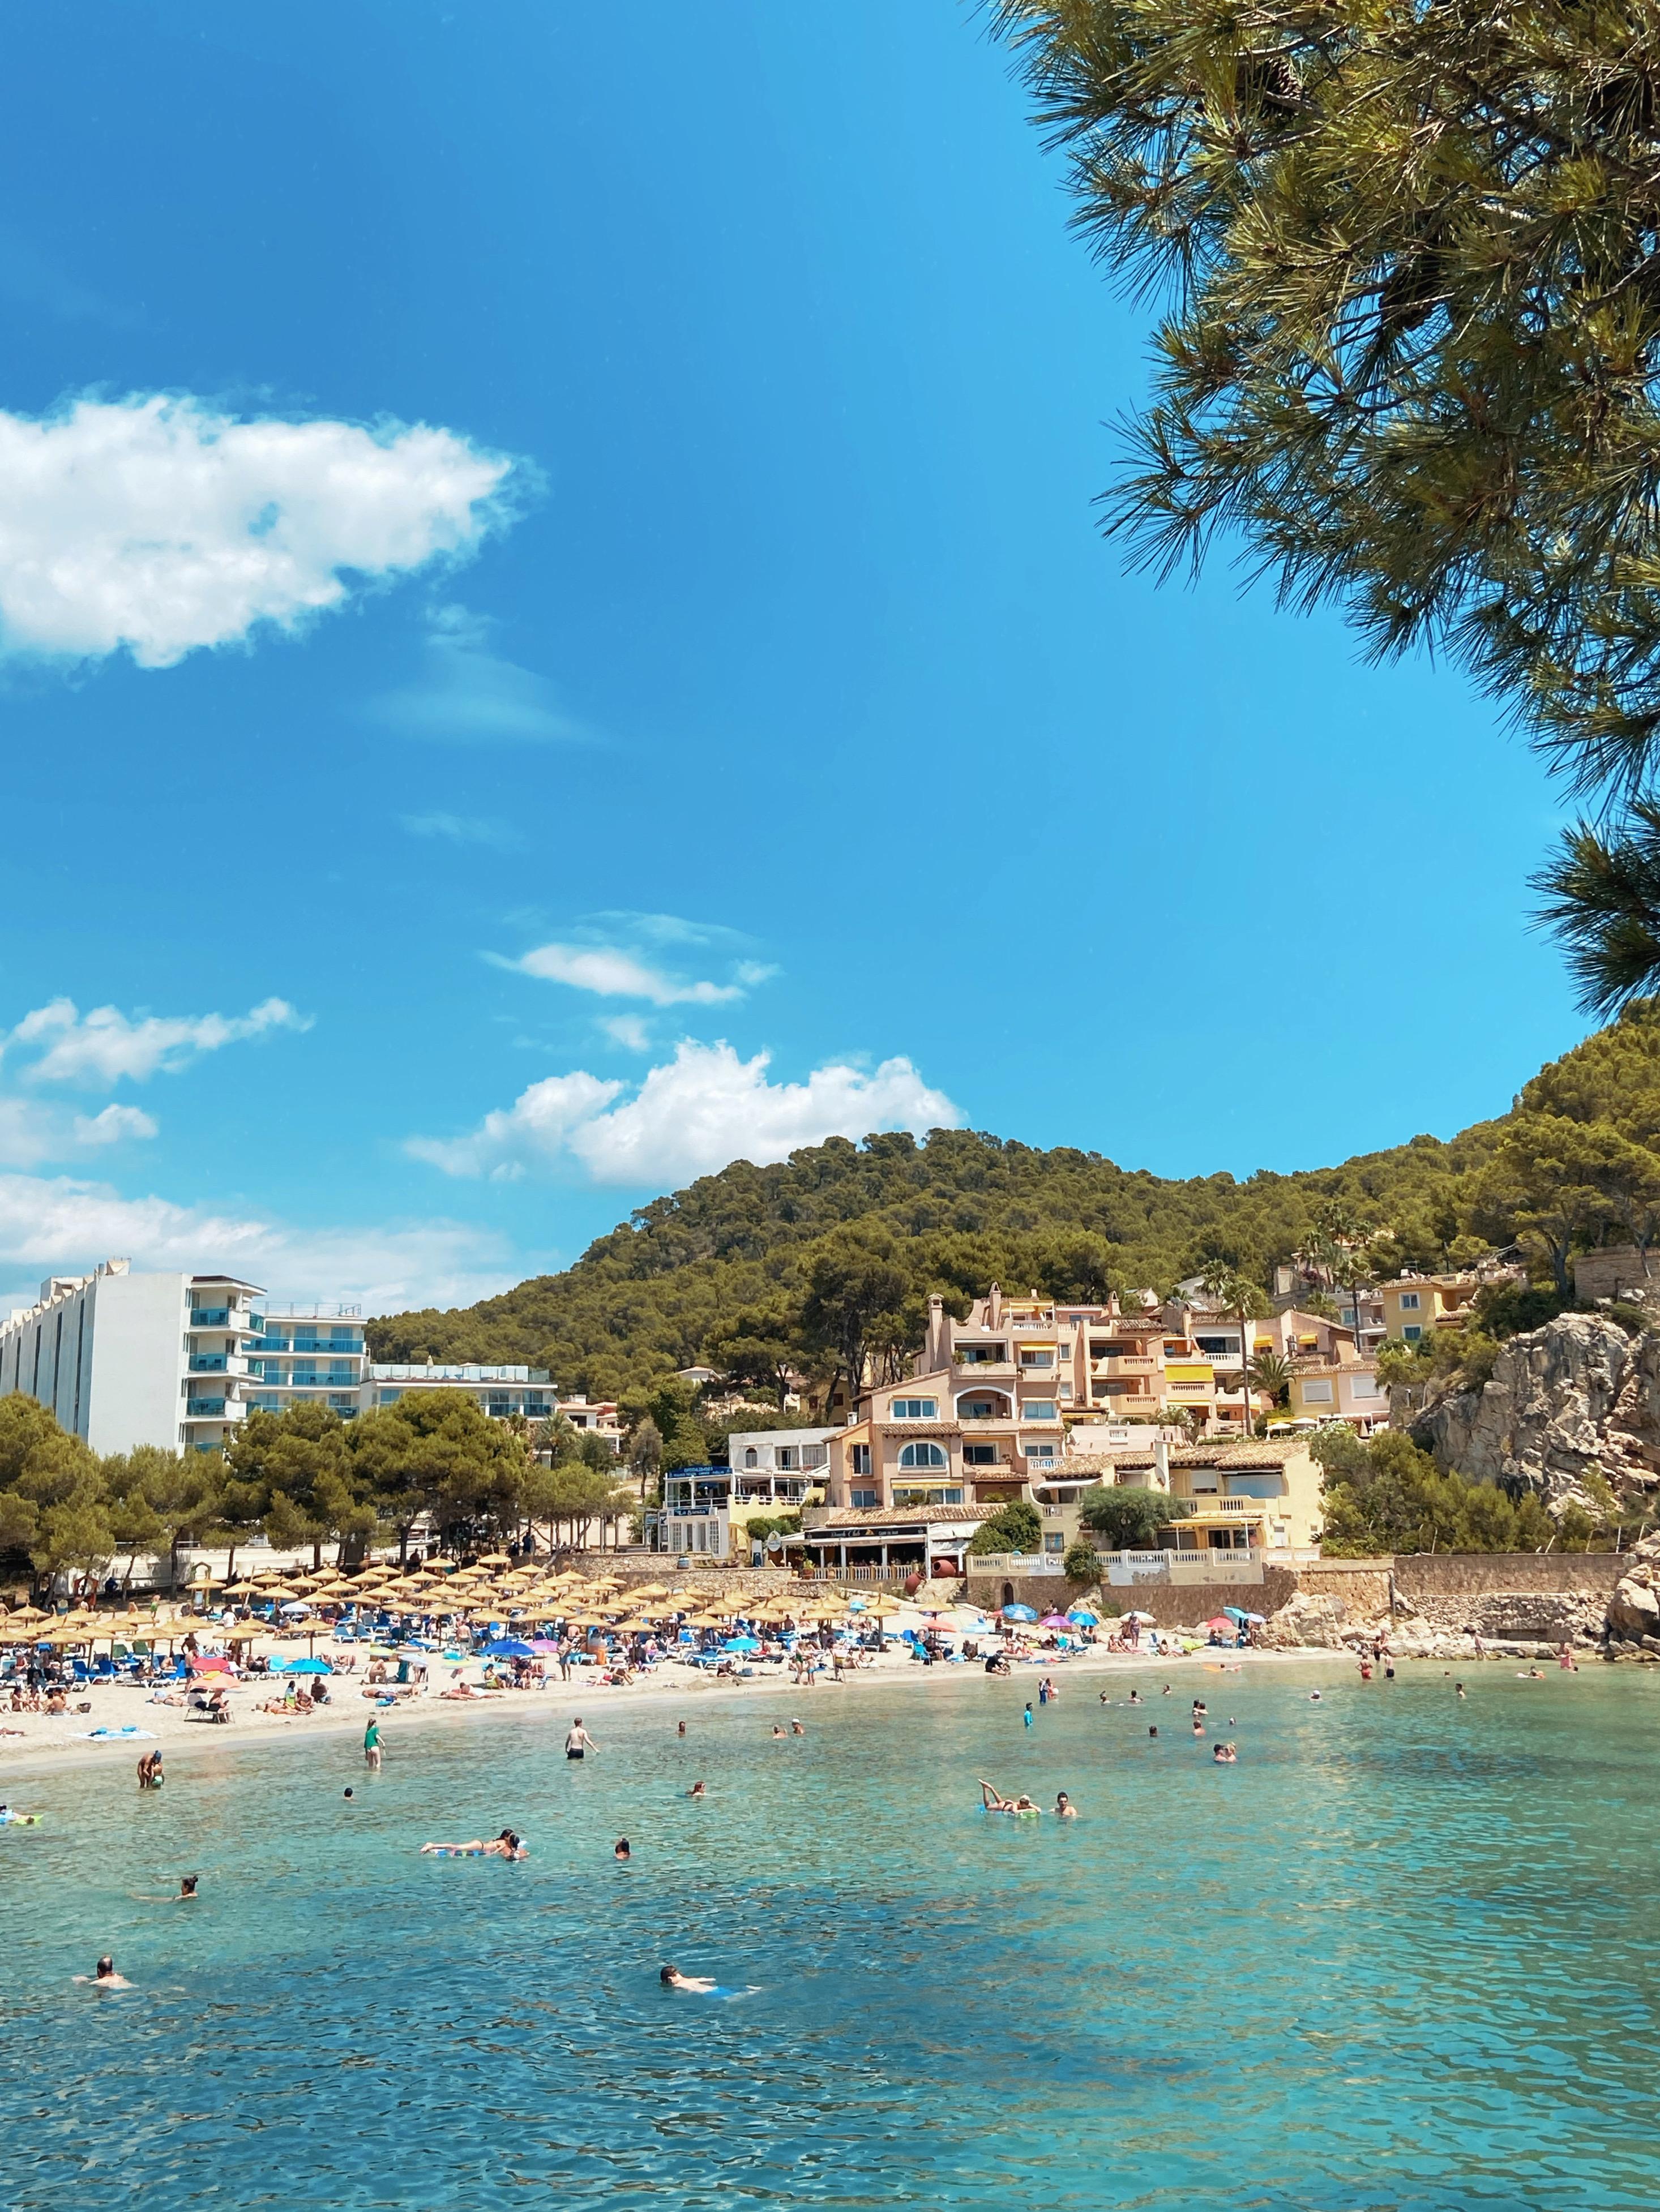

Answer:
[0,1098,156,1170]
[399,811,521,850]
[0,1171,516,1315]
[408,1039,963,1188]
[499,941,773,1006]
[407,1070,624,1181]
[365,604,577,743]
[0,394,516,666]
[8,995,309,1087]
[72,1105,158,1147]
[599,1014,653,1052]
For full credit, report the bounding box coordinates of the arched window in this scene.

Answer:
[898,1441,948,1470]
[743,1447,758,1467]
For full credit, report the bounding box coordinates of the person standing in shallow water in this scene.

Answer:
[363,1717,382,1769]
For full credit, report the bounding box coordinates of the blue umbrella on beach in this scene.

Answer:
[484,1636,536,1657]
[282,1656,333,1674]
[1223,1607,1250,1623]
[1002,1603,1038,1622]
[1066,1607,1100,1626]
[723,1634,760,1652]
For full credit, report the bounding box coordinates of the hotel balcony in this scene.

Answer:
[953,1354,1016,1380]
[1175,1495,1277,1521]
[1092,1355,1159,1378]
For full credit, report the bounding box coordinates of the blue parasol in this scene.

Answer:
[1001,1602,1038,1622]
[483,1636,536,1657]
[723,1634,760,1652]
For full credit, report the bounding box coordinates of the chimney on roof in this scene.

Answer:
[987,1281,1002,1329]
[925,1294,949,1374]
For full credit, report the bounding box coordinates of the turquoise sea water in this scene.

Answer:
[3,1661,1659,2210]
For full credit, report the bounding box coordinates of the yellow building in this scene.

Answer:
[1284,1356,1389,1433]
[1379,1272,1486,1344]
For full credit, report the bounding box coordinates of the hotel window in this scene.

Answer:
[1018,1350,1053,1368]
[1398,1292,1421,1309]
[851,1443,871,1475]
[962,1444,998,1465]
[1302,1379,1334,1404]
[1021,1400,1057,1421]
[776,1447,797,1470]
[1024,1441,1058,1462]
[1403,1324,1423,1341]
[898,1441,948,1470]
[890,1397,938,1420]
[851,1487,877,1508]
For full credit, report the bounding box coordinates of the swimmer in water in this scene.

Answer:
[688,1780,707,1799]
[1127,1690,1141,1707]
[660,1965,716,1992]
[676,1720,687,1738]
[614,1838,631,1862]
[772,1725,786,1739]
[1213,1743,1238,1764]
[978,1780,1041,1815]
[178,1875,199,1900]
[78,1955,131,1988]
[1455,1682,1466,1699]
[1054,1791,1077,1819]
[1308,1691,1322,1701]
[1148,1725,1158,1738]
[343,1787,354,1801]
[791,1718,805,1735]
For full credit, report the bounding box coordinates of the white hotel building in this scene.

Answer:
[0,1261,574,1455]
[0,1259,266,1455]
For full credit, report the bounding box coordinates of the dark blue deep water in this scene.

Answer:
[3,1660,1658,2209]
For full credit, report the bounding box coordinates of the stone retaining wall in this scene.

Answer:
[1391,1551,1626,1600]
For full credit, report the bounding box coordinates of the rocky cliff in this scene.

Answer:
[1407,1312,1660,1508]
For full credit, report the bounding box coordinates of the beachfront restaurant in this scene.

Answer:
[795,1503,987,1583]
[647,1460,823,1562]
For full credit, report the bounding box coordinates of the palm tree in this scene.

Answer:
[1246,1349,1294,1408]
[1199,1262,1270,1431]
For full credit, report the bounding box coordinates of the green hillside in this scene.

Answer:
[369,1008,1660,1409]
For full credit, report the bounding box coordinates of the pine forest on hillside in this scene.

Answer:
[369,1005,1660,1410]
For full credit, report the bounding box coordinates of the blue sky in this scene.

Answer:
[0,1,1580,1317]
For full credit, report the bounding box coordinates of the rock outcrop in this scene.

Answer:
[1607,1531,1660,1642]
[1261,1593,1351,1648]
[1410,1313,1660,1506]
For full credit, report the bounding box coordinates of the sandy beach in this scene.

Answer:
[0,1636,1340,1786]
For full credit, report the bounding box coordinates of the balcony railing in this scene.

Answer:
[184,1396,228,1417]
[188,1354,228,1372]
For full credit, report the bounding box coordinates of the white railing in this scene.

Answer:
[964,1552,1068,1576]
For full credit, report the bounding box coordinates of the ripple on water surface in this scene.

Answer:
[3,1663,1658,2210]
